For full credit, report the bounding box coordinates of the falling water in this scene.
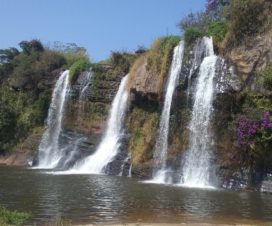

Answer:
[128,164,132,177]
[118,156,130,176]
[70,75,129,174]
[79,71,92,100]
[35,70,70,168]
[186,39,207,103]
[151,41,184,183]
[182,37,217,188]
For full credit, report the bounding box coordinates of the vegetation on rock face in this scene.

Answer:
[128,36,180,97]
[69,58,91,84]
[262,64,272,91]
[0,206,31,226]
[179,0,272,49]
[126,105,159,165]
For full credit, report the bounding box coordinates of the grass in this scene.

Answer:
[128,36,180,93]
[0,206,31,226]
[69,58,91,84]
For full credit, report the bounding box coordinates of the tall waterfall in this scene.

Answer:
[70,75,129,174]
[152,41,184,183]
[35,70,70,168]
[182,37,217,188]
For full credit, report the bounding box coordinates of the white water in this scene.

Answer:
[128,164,132,177]
[79,71,92,100]
[186,39,206,103]
[68,75,129,174]
[35,70,70,168]
[118,156,130,176]
[182,37,217,188]
[151,41,184,183]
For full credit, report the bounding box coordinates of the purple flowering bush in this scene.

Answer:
[236,112,272,168]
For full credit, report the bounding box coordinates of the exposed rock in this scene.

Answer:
[225,30,272,86]
[215,57,242,93]
[129,59,163,102]
[0,130,42,166]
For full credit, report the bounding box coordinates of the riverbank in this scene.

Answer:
[75,223,271,226]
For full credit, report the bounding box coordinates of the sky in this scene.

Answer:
[1,0,205,62]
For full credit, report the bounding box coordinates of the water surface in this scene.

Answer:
[0,166,271,225]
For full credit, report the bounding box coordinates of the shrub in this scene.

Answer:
[262,64,272,91]
[52,42,89,67]
[109,51,136,75]
[224,0,272,47]
[184,27,203,45]
[0,206,31,226]
[236,112,272,172]
[208,21,228,43]
[19,39,44,54]
[69,58,91,84]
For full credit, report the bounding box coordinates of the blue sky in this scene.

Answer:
[1,0,205,61]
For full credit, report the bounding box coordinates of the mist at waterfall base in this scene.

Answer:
[62,75,129,174]
[147,41,185,184]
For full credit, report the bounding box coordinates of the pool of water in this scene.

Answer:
[0,166,271,225]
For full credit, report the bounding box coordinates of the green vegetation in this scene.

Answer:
[127,106,159,165]
[207,21,228,43]
[0,206,31,226]
[224,0,272,47]
[184,27,203,45]
[129,36,180,91]
[179,0,272,48]
[262,64,272,91]
[69,58,91,83]
[0,39,77,154]
[0,83,51,152]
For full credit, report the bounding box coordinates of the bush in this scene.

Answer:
[0,206,31,226]
[19,39,44,54]
[262,64,272,91]
[69,58,91,84]
[224,0,272,47]
[208,21,228,43]
[184,27,203,45]
[146,36,180,79]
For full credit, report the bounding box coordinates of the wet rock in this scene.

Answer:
[260,174,272,193]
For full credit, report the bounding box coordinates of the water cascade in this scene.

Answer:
[186,39,207,103]
[70,75,129,174]
[151,41,185,183]
[35,70,70,168]
[79,71,92,101]
[182,37,217,188]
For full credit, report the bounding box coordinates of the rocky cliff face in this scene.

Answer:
[126,31,272,189]
[225,29,272,91]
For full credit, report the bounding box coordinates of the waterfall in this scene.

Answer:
[151,41,184,183]
[128,164,132,177]
[182,37,217,188]
[186,39,206,103]
[35,70,70,168]
[118,156,130,176]
[70,75,129,174]
[79,71,92,101]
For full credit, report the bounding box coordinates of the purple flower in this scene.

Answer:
[262,112,272,129]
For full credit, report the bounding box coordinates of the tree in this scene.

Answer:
[19,39,44,54]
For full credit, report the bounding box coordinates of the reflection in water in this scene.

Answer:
[0,166,271,225]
